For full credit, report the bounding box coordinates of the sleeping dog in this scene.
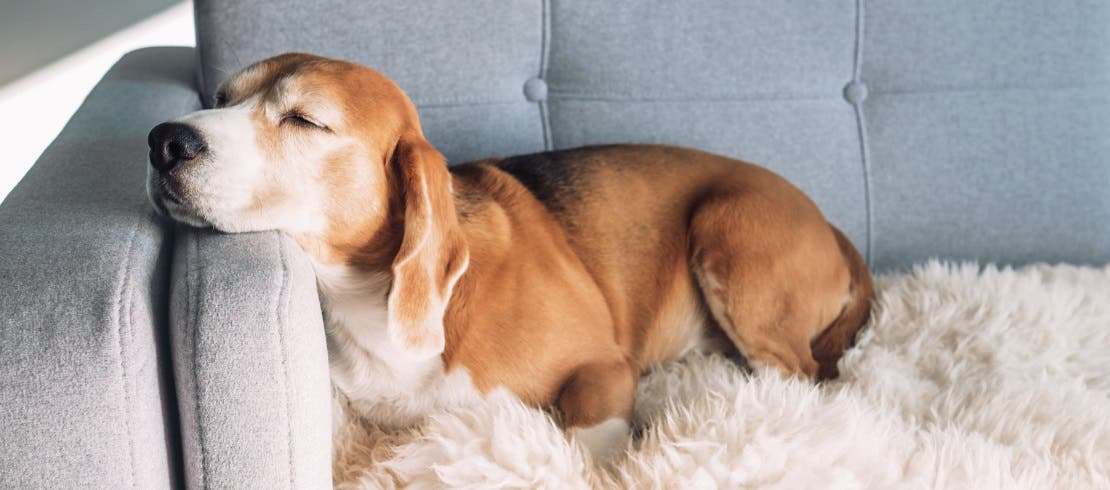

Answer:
[147,53,874,464]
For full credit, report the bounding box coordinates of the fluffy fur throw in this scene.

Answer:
[335,262,1110,489]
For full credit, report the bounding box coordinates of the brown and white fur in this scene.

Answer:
[146,53,875,469]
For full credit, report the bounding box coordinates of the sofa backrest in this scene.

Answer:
[193,0,1110,271]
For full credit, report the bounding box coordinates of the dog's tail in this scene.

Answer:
[811,226,875,381]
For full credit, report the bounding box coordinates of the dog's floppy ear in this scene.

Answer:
[386,131,469,360]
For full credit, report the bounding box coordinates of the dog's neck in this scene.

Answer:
[306,249,486,430]
[284,178,479,424]
[309,261,397,363]
[294,213,410,364]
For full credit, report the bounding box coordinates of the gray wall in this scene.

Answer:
[0,0,182,85]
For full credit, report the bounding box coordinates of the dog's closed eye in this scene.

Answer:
[282,111,327,130]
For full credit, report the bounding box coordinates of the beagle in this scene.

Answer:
[147,53,874,466]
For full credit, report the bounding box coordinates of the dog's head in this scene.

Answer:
[148,53,418,235]
[148,53,467,359]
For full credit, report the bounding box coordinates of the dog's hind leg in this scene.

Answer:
[810,225,875,380]
[558,357,636,464]
[688,192,853,380]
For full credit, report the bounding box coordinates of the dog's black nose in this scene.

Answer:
[148,122,206,172]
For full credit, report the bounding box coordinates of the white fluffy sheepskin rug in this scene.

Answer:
[334,262,1110,489]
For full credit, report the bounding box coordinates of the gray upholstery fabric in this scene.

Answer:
[194,0,1110,271]
[861,0,1110,269]
[0,47,199,489]
[171,229,331,490]
[195,0,546,162]
[543,0,867,249]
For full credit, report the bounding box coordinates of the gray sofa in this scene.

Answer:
[2,0,1107,488]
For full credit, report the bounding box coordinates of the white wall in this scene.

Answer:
[0,2,194,202]
[0,0,182,85]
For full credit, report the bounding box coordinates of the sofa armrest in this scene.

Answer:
[171,228,331,489]
[0,47,201,488]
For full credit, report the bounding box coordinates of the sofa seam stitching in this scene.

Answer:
[853,107,873,265]
[868,83,1110,97]
[189,232,207,490]
[546,91,840,102]
[406,82,1110,108]
[538,0,553,150]
[114,220,141,489]
[853,0,874,265]
[276,235,297,488]
[125,225,142,489]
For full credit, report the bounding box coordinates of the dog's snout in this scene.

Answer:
[148,122,206,172]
